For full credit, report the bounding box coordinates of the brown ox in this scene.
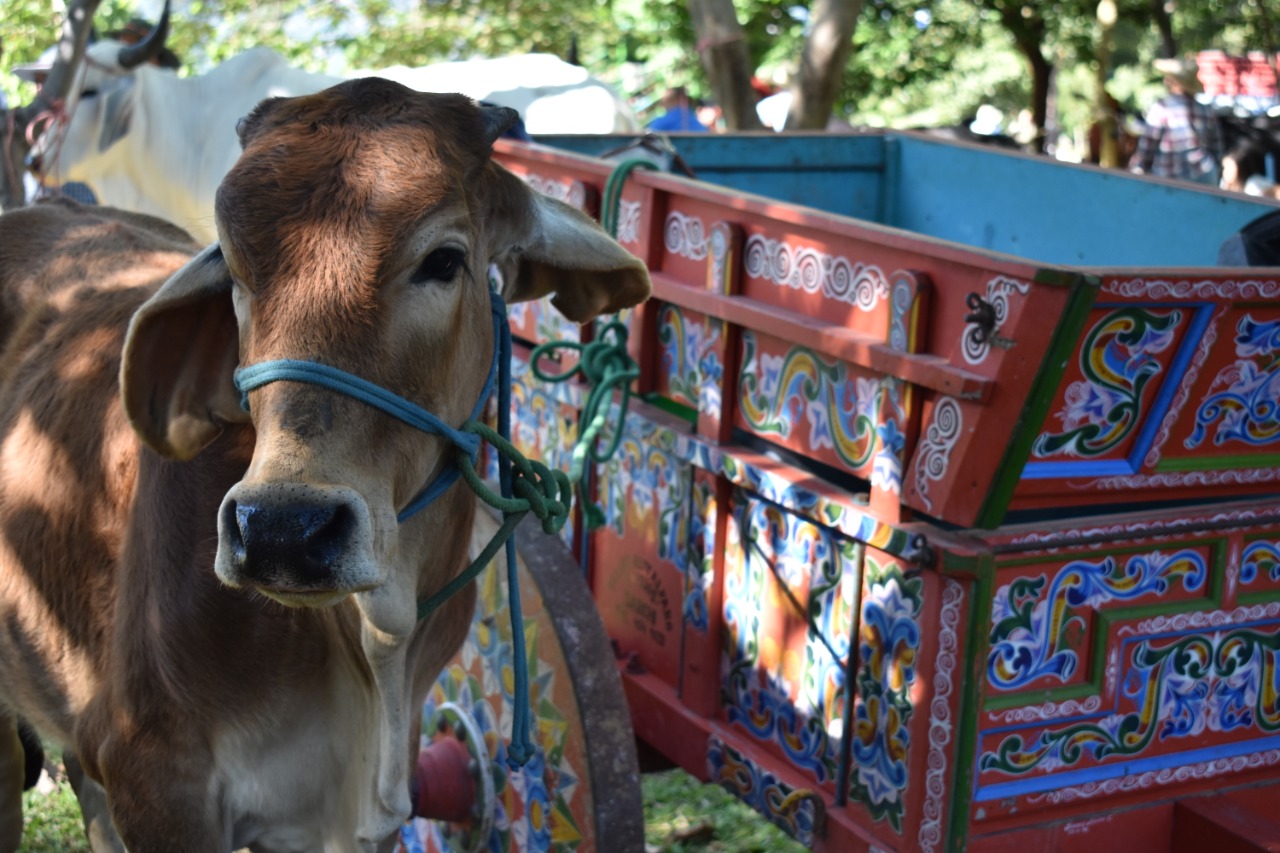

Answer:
[0,78,649,852]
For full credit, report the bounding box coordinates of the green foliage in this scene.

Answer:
[3,1,162,109]
[846,0,1025,128]
[18,781,89,852]
[642,768,807,852]
[1,0,1267,143]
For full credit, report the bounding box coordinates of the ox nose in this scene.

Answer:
[220,497,356,590]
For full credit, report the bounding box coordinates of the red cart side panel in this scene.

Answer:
[965,501,1280,839]
[1012,275,1280,514]
[717,485,969,851]
[493,140,1087,530]
[734,329,885,483]
[591,416,695,690]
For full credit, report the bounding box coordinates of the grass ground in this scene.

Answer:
[641,768,808,853]
[18,771,86,853]
[17,762,806,852]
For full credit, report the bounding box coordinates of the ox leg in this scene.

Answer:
[0,714,23,853]
[63,753,127,853]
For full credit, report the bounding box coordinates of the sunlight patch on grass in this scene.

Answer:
[642,768,809,853]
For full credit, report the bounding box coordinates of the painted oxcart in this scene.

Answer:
[425,130,1280,852]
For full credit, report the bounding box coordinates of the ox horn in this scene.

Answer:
[117,0,171,70]
[479,103,521,147]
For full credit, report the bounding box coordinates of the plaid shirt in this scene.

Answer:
[1131,95,1221,182]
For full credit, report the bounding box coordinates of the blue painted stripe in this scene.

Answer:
[1126,304,1213,466]
[975,734,1280,801]
[1021,458,1133,479]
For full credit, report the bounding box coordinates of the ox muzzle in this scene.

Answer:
[216,482,374,605]
[212,296,502,606]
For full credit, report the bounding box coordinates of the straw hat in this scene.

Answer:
[1154,57,1203,93]
[12,46,56,83]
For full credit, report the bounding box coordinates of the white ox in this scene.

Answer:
[31,41,344,244]
[31,31,637,244]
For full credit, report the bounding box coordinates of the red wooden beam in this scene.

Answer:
[649,272,993,401]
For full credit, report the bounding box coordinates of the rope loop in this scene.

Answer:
[527,321,637,527]
[602,157,658,237]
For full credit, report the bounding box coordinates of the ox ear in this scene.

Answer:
[120,244,248,460]
[505,190,652,323]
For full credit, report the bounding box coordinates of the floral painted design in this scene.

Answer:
[507,295,582,349]
[1034,307,1183,458]
[1242,540,1280,586]
[1186,315,1280,449]
[739,331,879,472]
[722,495,846,782]
[657,304,724,416]
[598,417,690,568]
[721,492,921,834]
[981,624,1280,777]
[508,356,579,550]
[988,549,1207,691]
[846,556,923,832]
[684,477,717,632]
[872,382,907,496]
[706,735,819,847]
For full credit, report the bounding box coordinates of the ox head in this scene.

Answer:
[26,4,172,187]
[120,78,649,612]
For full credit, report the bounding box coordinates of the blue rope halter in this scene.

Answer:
[233,287,538,766]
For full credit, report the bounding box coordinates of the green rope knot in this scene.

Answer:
[419,421,572,622]
[457,420,573,535]
[528,321,638,528]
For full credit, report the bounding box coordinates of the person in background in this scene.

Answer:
[1220,136,1280,198]
[1129,57,1222,185]
[648,86,709,132]
[696,101,723,132]
[1087,90,1138,167]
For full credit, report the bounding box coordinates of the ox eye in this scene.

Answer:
[411,247,466,285]
[81,89,100,99]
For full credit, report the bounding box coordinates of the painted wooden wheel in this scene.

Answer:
[398,507,643,853]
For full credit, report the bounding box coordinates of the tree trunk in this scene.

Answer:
[1151,0,1177,59]
[1095,0,1118,167]
[786,0,863,130]
[1025,47,1053,154]
[686,0,763,130]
